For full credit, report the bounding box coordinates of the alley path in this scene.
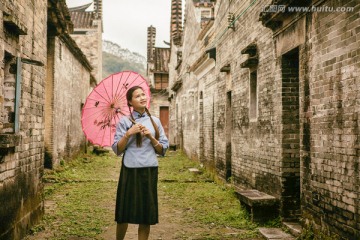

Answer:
[25,150,263,240]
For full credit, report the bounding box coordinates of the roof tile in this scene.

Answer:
[70,11,94,29]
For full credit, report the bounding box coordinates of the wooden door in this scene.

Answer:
[159,106,169,138]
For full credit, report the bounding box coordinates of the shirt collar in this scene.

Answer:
[132,110,147,119]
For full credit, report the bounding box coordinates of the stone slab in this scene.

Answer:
[258,228,295,240]
[235,189,278,207]
[283,222,302,237]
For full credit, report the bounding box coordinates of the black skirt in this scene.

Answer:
[115,162,159,225]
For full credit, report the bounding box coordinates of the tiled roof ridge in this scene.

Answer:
[68,2,92,12]
[70,11,94,29]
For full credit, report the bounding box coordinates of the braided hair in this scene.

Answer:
[126,86,160,147]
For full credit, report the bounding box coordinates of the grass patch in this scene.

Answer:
[26,151,119,240]
[52,181,116,238]
[159,151,214,182]
[159,151,260,239]
[44,152,119,183]
[27,149,262,239]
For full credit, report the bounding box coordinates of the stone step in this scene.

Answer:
[258,228,296,240]
[283,222,302,237]
[234,188,279,223]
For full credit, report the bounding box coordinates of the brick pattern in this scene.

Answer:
[301,0,360,237]
[71,21,103,83]
[0,0,47,239]
[149,92,168,119]
[1,0,97,238]
[169,0,360,238]
[215,0,283,196]
[45,37,91,167]
[281,49,301,219]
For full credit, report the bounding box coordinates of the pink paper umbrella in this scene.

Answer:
[81,71,151,147]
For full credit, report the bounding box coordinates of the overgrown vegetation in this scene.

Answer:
[25,150,263,239]
[159,151,260,239]
[298,223,341,240]
[26,152,119,239]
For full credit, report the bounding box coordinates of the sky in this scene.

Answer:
[66,0,172,57]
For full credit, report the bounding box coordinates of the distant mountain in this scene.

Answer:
[102,40,146,79]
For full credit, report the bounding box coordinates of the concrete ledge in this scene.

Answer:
[259,228,295,240]
[283,222,302,237]
[235,189,278,206]
[92,146,110,155]
[234,188,279,222]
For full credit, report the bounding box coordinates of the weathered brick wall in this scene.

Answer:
[169,0,203,158]
[149,92,168,118]
[301,0,360,237]
[199,71,217,167]
[215,0,283,194]
[181,85,200,160]
[180,1,216,161]
[0,0,47,239]
[167,33,182,146]
[170,0,360,237]
[48,37,90,166]
[71,21,102,83]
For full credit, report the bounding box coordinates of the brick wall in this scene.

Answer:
[170,0,360,238]
[301,0,360,237]
[168,41,181,146]
[0,0,47,239]
[45,37,90,167]
[149,92,167,118]
[71,20,102,83]
[214,0,283,195]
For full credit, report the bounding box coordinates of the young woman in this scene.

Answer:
[112,86,169,240]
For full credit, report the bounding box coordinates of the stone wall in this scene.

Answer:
[71,19,102,83]
[45,37,90,167]
[0,0,47,239]
[213,0,284,195]
[149,91,168,118]
[301,0,360,237]
[170,0,360,238]
[170,0,207,160]
[167,42,180,146]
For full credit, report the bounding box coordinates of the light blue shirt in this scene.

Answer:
[112,111,169,168]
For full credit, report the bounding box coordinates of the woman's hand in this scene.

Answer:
[127,124,144,137]
[117,124,144,153]
[141,126,152,138]
[141,126,162,153]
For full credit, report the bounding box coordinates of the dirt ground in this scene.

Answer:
[28,198,251,240]
[98,196,254,240]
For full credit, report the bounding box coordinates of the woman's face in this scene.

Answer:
[129,88,147,111]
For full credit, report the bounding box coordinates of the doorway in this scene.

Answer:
[225,91,232,180]
[199,91,204,162]
[281,47,301,220]
[159,106,169,138]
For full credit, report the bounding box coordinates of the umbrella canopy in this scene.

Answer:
[81,71,151,147]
